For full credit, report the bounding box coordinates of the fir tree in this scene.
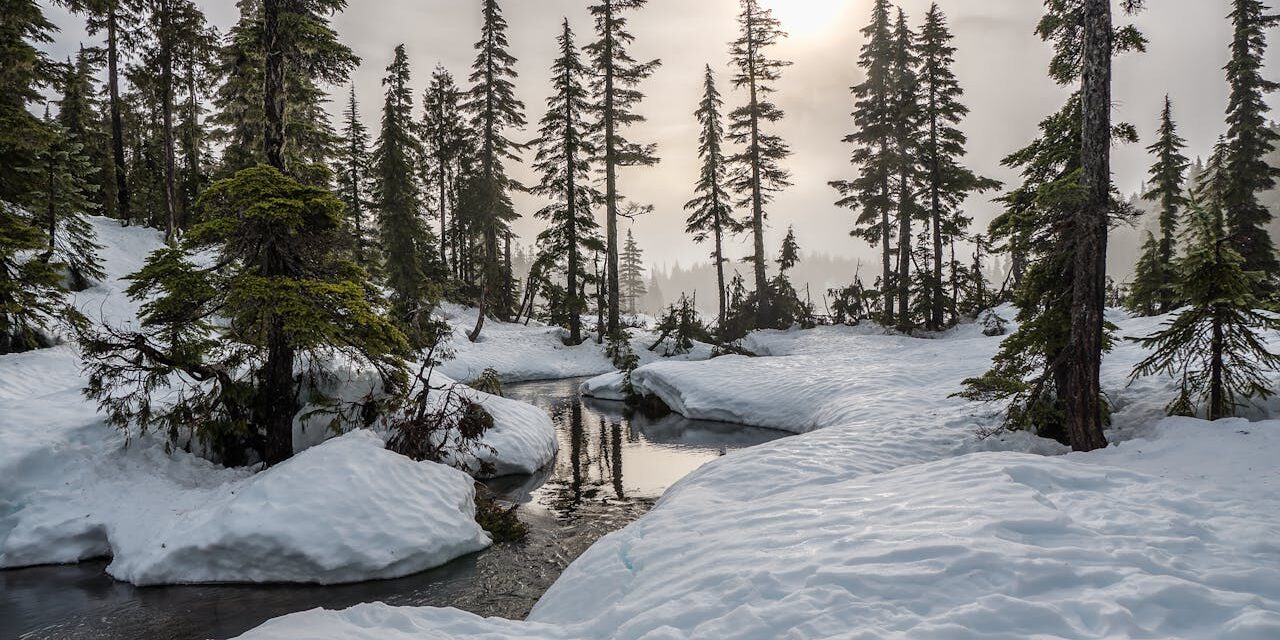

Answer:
[463,0,526,340]
[586,0,661,336]
[1131,190,1280,420]
[833,0,896,325]
[917,3,1000,330]
[888,8,923,333]
[1221,0,1280,288]
[0,203,72,354]
[620,229,647,315]
[36,107,105,291]
[685,65,741,330]
[81,165,409,465]
[421,65,466,272]
[0,0,56,206]
[374,44,436,342]
[1127,230,1167,317]
[335,84,374,267]
[530,21,602,345]
[727,0,792,327]
[776,225,800,274]
[1138,96,1190,314]
[58,48,115,218]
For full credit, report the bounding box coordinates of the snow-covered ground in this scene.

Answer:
[239,311,1280,639]
[0,217,561,584]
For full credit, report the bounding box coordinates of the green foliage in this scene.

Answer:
[649,294,711,356]
[33,110,105,291]
[335,84,375,268]
[0,203,80,354]
[620,229,647,315]
[1127,231,1170,317]
[0,0,56,206]
[1131,191,1280,420]
[1140,96,1190,314]
[470,367,504,397]
[81,165,409,465]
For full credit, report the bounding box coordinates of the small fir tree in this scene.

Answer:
[335,84,374,267]
[620,229,647,315]
[1139,96,1190,313]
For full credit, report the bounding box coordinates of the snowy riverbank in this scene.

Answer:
[239,312,1280,639]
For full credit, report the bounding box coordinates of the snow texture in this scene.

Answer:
[238,311,1280,639]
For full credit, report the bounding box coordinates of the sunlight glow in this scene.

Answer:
[760,0,850,38]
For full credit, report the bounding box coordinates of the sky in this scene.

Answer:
[39,0,1280,275]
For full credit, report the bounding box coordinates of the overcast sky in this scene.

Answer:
[40,0,1280,272]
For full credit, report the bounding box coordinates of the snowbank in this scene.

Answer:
[579,370,627,401]
[451,377,558,477]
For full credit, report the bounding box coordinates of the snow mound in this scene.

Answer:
[459,381,558,477]
[237,418,1280,639]
[1,431,492,585]
[579,371,627,401]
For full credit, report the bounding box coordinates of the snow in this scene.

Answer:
[0,217,541,585]
[236,309,1280,640]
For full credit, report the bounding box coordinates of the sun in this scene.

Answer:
[760,0,851,38]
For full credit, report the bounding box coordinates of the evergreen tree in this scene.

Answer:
[81,165,409,465]
[1221,0,1280,288]
[335,84,374,267]
[0,0,56,206]
[888,8,923,332]
[463,0,526,340]
[58,48,116,218]
[0,203,71,354]
[1131,190,1280,420]
[1127,230,1167,317]
[586,0,661,336]
[917,3,1000,330]
[727,0,792,327]
[834,0,896,326]
[374,45,436,342]
[57,0,143,224]
[36,107,105,291]
[421,65,466,272]
[685,65,741,330]
[530,20,602,345]
[1138,96,1190,314]
[620,229,647,315]
[776,225,800,274]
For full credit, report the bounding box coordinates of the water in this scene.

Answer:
[0,377,788,640]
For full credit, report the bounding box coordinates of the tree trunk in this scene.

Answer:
[714,222,726,330]
[107,6,131,226]
[896,171,911,332]
[1209,309,1225,420]
[159,0,178,242]
[262,0,287,171]
[603,2,622,337]
[880,147,894,325]
[930,110,944,330]
[1064,0,1111,453]
[746,8,769,327]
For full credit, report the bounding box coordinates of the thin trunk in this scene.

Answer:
[746,6,768,325]
[896,172,910,331]
[1209,310,1225,420]
[566,69,581,344]
[262,0,287,171]
[439,163,449,271]
[159,0,178,242]
[714,222,726,329]
[929,100,944,330]
[107,6,131,225]
[603,2,621,336]
[1064,0,1111,453]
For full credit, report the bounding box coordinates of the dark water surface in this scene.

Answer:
[1,377,788,640]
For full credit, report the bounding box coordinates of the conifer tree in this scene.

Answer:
[422,66,466,271]
[463,0,526,340]
[1221,0,1280,287]
[620,229,647,315]
[36,107,105,291]
[727,0,792,327]
[776,225,800,274]
[1131,189,1280,420]
[1127,230,1167,317]
[917,3,1000,330]
[57,48,115,217]
[374,45,436,342]
[0,0,56,206]
[834,0,896,326]
[58,0,143,224]
[335,84,374,266]
[530,21,602,345]
[888,8,923,332]
[685,65,741,330]
[587,0,661,335]
[1137,96,1190,314]
[0,204,73,355]
[81,165,409,465]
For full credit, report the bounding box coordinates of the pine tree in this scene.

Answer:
[0,0,56,206]
[776,225,800,274]
[81,165,409,465]
[421,65,466,272]
[888,8,923,333]
[917,3,1000,330]
[1222,0,1280,288]
[1127,230,1167,316]
[57,0,143,224]
[586,0,661,336]
[1131,189,1280,420]
[374,45,436,342]
[0,204,71,354]
[530,20,602,345]
[36,105,105,291]
[727,0,792,327]
[620,229,647,315]
[463,0,526,340]
[57,48,115,218]
[833,0,896,326]
[1139,96,1190,314]
[685,65,741,330]
[335,84,374,267]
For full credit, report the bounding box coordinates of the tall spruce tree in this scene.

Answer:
[58,0,143,224]
[1132,186,1280,420]
[620,229,647,315]
[727,0,792,327]
[374,45,436,343]
[38,105,105,291]
[586,0,661,336]
[1222,0,1280,288]
[530,20,602,345]
[422,65,466,272]
[0,0,56,206]
[834,0,896,325]
[917,3,1000,330]
[888,8,923,332]
[463,0,526,340]
[685,65,741,330]
[57,48,115,218]
[1135,96,1190,315]
[1128,230,1167,317]
[336,84,374,267]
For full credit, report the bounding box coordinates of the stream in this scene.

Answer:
[1,377,789,640]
